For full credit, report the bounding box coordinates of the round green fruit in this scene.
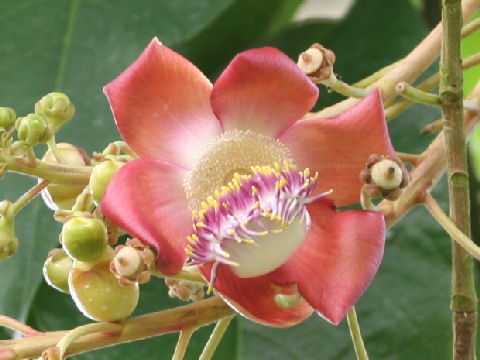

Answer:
[62,217,108,262]
[69,258,139,322]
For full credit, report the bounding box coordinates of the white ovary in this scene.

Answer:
[223,216,308,278]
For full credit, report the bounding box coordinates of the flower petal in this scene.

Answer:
[278,90,395,207]
[104,38,221,168]
[211,47,319,137]
[101,158,190,275]
[200,263,313,327]
[269,198,385,325]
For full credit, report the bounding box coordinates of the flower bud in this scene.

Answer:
[69,249,139,322]
[41,143,90,210]
[89,159,124,205]
[0,201,18,260]
[370,159,403,190]
[360,154,410,201]
[43,248,73,293]
[0,107,16,131]
[35,93,74,132]
[110,240,154,285]
[62,217,108,262]
[297,43,336,82]
[15,113,50,146]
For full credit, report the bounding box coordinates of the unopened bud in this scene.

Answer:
[0,107,16,131]
[69,249,139,322]
[61,217,108,262]
[16,113,50,146]
[370,159,403,190]
[35,93,74,132]
[110,239,155,285]
[43,248,73,293]
[297,43,336,82]
[297,48,324,75]
[0,201,18,260]
[89,159,124,205]
[360,154,410,201]
[41,143,90,210]
[112,246,142,278]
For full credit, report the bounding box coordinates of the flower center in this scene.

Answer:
[185,164,330,287]
[184,129,292,211]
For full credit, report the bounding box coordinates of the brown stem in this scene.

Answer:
[306,0,480,119]
[0,296,234,359]
[379,80,480,228]
[440,1,477,359]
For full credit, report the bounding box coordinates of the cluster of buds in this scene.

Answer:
[360,154,410,201]
[110,238,155,286]
[297,43,336,82]
[14,93,74,147]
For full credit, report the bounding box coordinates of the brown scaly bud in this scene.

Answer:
[297,43,336,82]
[165,277,205,302]
[360,154,410,201]
[110,238,155,285]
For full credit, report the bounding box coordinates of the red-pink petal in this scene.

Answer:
[200,264,313,327]
[269,199,385,325]
[211,47,318,137]
[278,90,395,207]
[104,38,221,168]
[101,158,190,275]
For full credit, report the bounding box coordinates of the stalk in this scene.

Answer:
[440,1,477,359]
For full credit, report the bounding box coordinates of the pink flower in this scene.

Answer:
[101,38,396,327]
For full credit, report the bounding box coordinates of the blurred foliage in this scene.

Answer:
[0,0,479,359]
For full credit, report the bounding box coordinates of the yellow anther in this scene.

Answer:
[227,229,235,236]
[252,186,258,195]
[244,239,257,244]
[195,221,205,228]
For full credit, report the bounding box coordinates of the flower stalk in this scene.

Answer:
[440,1,477,359]
[172,326,196,360]
[198,315,235,360]
[347,307,369,360]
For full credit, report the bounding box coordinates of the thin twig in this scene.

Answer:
[172,327,196,360]
[347,308,369,360]
[198,315,235,360]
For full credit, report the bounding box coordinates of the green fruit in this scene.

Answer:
[62,217,108,262]
[89,160,123,205]
[43,249,73,293]
[69,255,139,322]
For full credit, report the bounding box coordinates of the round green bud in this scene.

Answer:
[0,107,16,131]
[15,113,50,146]
[35,93,75,131]
[0,201,18,260]
[69,251,139,322]
[62,217,108,262]
[41,143,91,210]
[89,160,124,205]
[43,248,73,293]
